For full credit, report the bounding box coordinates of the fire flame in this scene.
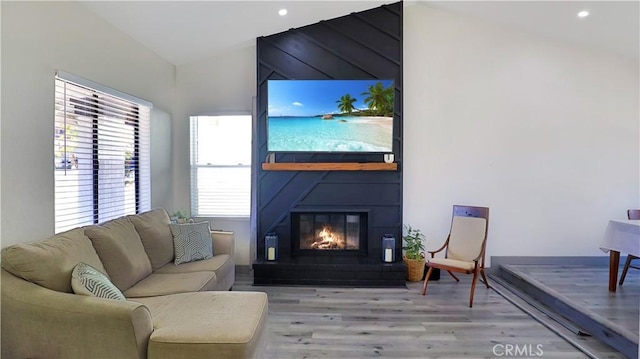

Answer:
[311,225,343,249]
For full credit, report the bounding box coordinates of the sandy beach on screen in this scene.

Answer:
[343,116,393,131]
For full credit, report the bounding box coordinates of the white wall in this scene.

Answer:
[151,108,173,211]
[403,5,639,263]
[1,2,176,247]
[8,2,631,265]
[175,46,256,265]
[171,4,639,266]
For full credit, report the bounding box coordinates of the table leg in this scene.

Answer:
[609,250,620,292]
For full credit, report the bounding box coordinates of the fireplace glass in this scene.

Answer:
[297,213,361,250]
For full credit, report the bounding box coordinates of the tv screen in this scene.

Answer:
[267,79,394,153]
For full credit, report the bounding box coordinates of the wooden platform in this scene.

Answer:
[495,263,639,359]
[234,265,628,358]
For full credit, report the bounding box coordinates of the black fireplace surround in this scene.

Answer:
[252,2,405,287]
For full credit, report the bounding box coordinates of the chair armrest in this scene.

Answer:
[472,244,487,263]
[2,270,153,359]
[428,237,450,258]
[211,230,235,257]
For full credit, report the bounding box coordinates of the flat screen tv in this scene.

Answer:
[267,79,394,153]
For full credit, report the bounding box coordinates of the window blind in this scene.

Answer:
[190,115,252,217]
[54,73,151,233]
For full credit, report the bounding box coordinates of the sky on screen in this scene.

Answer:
[268,79,393,117]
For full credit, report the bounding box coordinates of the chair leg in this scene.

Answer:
[469,270,479,308]
[447,270,460,282]
[480,269,490,288]
[619,255,634,286]
[421,267,434,295]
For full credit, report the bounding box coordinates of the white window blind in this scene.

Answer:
[54,72,151,233]
[190,115,252,217]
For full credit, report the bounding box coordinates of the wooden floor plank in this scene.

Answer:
[234,269,628,358]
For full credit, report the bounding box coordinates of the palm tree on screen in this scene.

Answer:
[336,94,357,114]
[361,82,394,116]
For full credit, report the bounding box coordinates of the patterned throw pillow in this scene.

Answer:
[71,262,125,300]
[169,222,213,265]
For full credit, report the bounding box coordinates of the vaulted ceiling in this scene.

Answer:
[81,1,639,66]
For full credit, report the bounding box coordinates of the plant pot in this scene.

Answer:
[403,256,426,282]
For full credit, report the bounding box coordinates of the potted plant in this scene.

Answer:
[402,225,426,282]
[171,209,191,224]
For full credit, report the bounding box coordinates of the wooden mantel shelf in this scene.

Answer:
[262,162,397,171]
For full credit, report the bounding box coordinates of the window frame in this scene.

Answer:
[190,114,252,218]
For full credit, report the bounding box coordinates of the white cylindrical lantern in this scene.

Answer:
[382,234,395,263]
[265,232,278,261]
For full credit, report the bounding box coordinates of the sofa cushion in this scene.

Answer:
[72,262,126,300]
[84,217,152,291]
[128,208,174,270]
[169,222,213,265]
[0,228,107,293]
[154,254,233,291]
[155,254,230,274]
[123,272,217,298]
[132,292,268,359]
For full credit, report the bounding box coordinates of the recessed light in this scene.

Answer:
[577,10,589,18]
[278,8,288,16]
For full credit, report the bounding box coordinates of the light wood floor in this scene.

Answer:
[234,270,627,358]
[510,264,639,337]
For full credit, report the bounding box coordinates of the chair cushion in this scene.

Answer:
[447,216,487,261]
[71,262,126,300]
[129,208,174,270]
[123,272,217,298]
[0,228,107,293]
[428,257,476,271]
[169,222,213,265]
[84,217,152,291]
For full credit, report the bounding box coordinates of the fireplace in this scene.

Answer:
[292,211,367,256]
[253,209,406,287]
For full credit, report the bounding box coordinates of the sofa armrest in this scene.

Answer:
[211,230,235,258]
[1,269,153,359]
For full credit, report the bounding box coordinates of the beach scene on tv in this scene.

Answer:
[267,79,394,152]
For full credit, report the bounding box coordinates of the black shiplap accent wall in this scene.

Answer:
[255,2,403,262]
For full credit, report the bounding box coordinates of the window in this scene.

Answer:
[54,71,151,233]
[190,115,252,217]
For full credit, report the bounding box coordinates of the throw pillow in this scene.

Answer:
[169,222,213,265]
[71,262,125,300]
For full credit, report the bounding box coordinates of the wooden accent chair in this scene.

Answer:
[422,205,490,307]
[619,209,640,285]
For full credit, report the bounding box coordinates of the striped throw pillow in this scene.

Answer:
[71,262,125,300]
[169,222,213,265]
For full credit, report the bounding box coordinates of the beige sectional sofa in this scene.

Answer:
[1,208,268,359]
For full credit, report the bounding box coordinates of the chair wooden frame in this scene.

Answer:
[421,205,490,307]
[619,209,640,285]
